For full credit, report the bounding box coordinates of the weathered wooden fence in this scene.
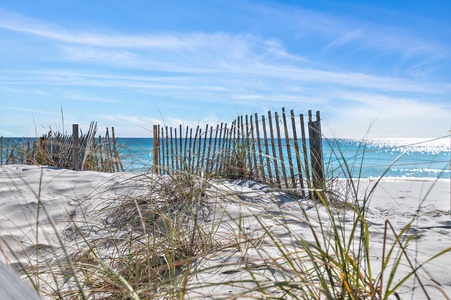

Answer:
[0,122,123,172]
[153,108,324,197]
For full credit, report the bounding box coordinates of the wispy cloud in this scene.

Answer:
[0,9,201,49]
[1,106,60,116]
[0,8,270,56]
[96,114,223,136]
[261,3,451,73]
[98,114,160,125]
[62,47,136,61]
[323,29,365,50]
[1,4,450,138]
[64,94,120,103]
[2,6,449,95]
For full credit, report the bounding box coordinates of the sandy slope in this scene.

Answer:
[0,165,450,299]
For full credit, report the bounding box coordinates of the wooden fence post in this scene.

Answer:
[314,110,325,186]
[153,125,159,174]
[308,110,325,199]
[6,139,10,164]
[73,124,79,171]
[0,136,3,165]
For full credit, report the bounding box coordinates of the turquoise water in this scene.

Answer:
[116,137,450,179]
[1,137,449,179]
[323,138,450,179]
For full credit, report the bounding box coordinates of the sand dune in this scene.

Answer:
[0,165,450,299]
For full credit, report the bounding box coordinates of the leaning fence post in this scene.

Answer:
[72,124,79,171]
[153,125,160,174]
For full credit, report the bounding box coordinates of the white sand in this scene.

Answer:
[0,165,450,299]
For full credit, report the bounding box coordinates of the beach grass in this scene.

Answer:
[0,138,450,299]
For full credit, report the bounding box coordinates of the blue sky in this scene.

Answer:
[1,0,450,138]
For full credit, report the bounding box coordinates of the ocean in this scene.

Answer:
[1,136,449,179]
[116,137,451,180]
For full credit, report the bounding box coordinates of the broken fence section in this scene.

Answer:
[0,122,123,172]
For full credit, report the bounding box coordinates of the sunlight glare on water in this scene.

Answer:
[324,137,450,179]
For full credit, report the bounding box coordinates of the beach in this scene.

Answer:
[0,164,450,299]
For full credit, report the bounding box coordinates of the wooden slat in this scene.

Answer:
[153,125,159,174]
[191,126,199,171]
[300,114,311,192]
[200,124,209,174]
[206,126,214,174]
[174,127,179,171]
[210,124,220,174]
[170,127,175,171]
[159,126,164,174]
[183,126,189,171]
[165,126,170,174]
[187,127,192,172]
[249,115,259,181]
[245,115,253,177]
[179,124,183,169]
[215,123,224,175]
[275,112,288,188]
[218,123,228,174]
[0,136,3,165]
[282,108,296,188]
[261,114,272,180]
[290,110,305,197]
[227,120,237,177]
[72,124,79,171]
[198,127,204,172]
[254,113,266,181]
[268,111,281,187]
[222,122,229,172]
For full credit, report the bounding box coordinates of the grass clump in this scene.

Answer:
[1,124,123,172]
[1,138,450,299]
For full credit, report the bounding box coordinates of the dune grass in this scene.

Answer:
[1,138,450,299]
[0,125,123,172]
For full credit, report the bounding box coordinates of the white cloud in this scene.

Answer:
[0,8,268,55]
[97,114,160,125]
[62,47,136,61]
[94,113,225,137]
[1,5,450,138]
[323,29,364,50]
[64,94,120,103]
[0,9,201,49]
[1,106,60,116]
[2,7,450,97]
[323,97,451,138]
